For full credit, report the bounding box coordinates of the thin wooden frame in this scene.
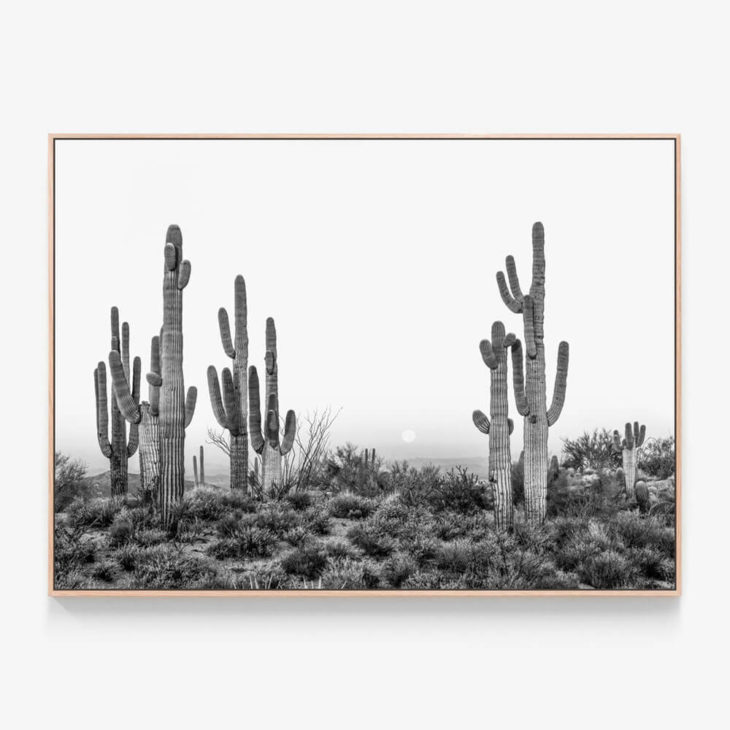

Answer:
[48,134,681,597]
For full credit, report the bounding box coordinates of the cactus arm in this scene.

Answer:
[131,356,141,403]
[148,335,161,416]
[505,255,524,303]
[218,308,235,358]
[546,341,570,426]
[265,393,279,446]
[221,368,239,433]
[612,429,622,453]
[111,307,120,349]
[121,322,130,381]
[207,366,230,429]
[472,409,490,434]
[510,340,529,416]
[177,260,191,290]
[503,332,516,348]
[235,275,248,350]
[523,295,537,358]
[508,418,514,435]
[624,422,634,450]
[280,410,296,455]
[637,424,646,448]
[479,339,497,370]
[94,365,113,457]
[184,386,197,428]
[127,421,139,457]
[248,366,265,453]
[496,271,523,313]
[108,350,141,424]
[164,243,177,271]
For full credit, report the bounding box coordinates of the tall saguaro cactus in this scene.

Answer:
[94,308,140,496]
[248,317,296,494]
[109,335,161,502]
[472,321,516,529]
[498,222,570,523]
[158,225,197,521]
[613,421,646,496]
[207,275,248,490]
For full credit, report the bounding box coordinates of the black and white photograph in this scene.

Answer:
[50,136,679,594]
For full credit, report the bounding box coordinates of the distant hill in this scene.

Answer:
[403,457,490,478]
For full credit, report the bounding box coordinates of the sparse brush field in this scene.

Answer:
[54,463,676,591]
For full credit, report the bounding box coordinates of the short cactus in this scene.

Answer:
[109,334,161,503]
[472,321,516,529]
[94,307,140,497]
[248,317,296,494]
[613,421,646,496]
[635,480,650,513]
[498,222,570,523]
[207,275,249,490]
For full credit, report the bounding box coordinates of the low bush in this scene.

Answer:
[328,492,376,519]
[280,543,328,579]
[347,522,395,558]
[207,526,277,560]
[320,557,381,589]
[67,498,120,529]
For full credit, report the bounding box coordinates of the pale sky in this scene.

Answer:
[54,138,676,472]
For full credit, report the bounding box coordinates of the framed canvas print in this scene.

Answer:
[49,135,680,596]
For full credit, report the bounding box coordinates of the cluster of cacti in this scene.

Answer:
[94,308,140,497]
[249,318,296,494]
[193,445,205,487]
[109,334,161,503]
[613,421,646,496]
[207,275,249,490]
[472,222,570,526]
[472,321,516,529]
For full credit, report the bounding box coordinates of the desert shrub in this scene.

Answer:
[117,544,142,572]
[561,429,621,471]
[546,471,578,517]
[280,543,328,579]
[328,492,376,519]
[108,513,135,546]
[252,504,300,536]
[401,570,445,589]
[54,452,89,512]
[609,512,674,555]
[511,458,524,506]
[301,505,331,535]
[67,497,120,529]
[434,538,482,573]
[284,525,311,547]
[132,545,218,589]
[91,560,116,583]
[392,464,442,507]
[207,526,277,560]
[433,511,491,541]
[347,522,396,558]
[286,491,313,511]
[324,539,361,560]
[380,552,418,587]
[627,546,674,583]
[411,467,490,515]
[639,437,675,479]
[320,557,381,589]
[54,526,97,582]
[403,534,441,567]
[579,550,633,589]
[134,528,167,546]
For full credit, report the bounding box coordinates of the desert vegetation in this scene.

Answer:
[55,221,675,591]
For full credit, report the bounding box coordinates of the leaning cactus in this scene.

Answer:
[109,334,161,503]
[498,222,570,524]
[207,275,248,490]
[248,318,296,494]
[192,454,199,486]
[613,421,646,496]
[157,225,197,521]
[472,321,516,529]
[94,307,140,497]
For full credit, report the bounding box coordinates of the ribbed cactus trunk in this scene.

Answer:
[249,318,296,496]
[199,445,205,485]
[614,422,645,497]
[208,275,249,490]
[472,322,515,530]
[139,402,160,500]
[158,226,197,522]
[498,223,569,524]
[193,454,199,486]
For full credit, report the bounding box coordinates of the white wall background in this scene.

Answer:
[0,2,723,729]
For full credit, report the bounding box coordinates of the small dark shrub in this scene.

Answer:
[347,523,395,558]
[117,544,140,572]
[639,437,675,479]
[579,550,633,589]
[207,526,277,560]
[320,557,381,589]
[324,539,360,560]
[561,429,622,471]
[380,552,417,587]
[286,491,313,511]
[284,525,311,547]
[108,514,134,546]
[92,560,116,583]
[280,543,328,579]
[329,492,376,519]
[67,498,120,529]
[301,506,331,535]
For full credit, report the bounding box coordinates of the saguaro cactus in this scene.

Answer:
[613,421,646,496]
[199,445,205,485]
[94,308,140,497]
[498,222,570,523]
[192,454,199,486]
[472,321,516,529]
[158,225,197,521]
[248,317,296,494]
[207,275,249,490]
[109,334,162,503]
